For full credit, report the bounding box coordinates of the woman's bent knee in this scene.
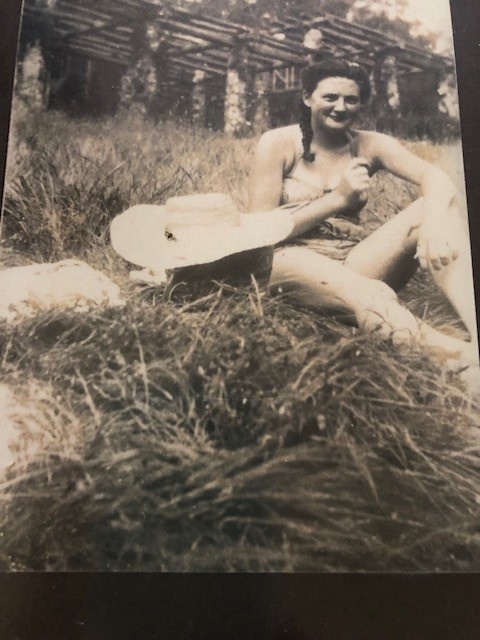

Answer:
[270,247,365,312]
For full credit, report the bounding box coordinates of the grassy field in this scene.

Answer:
[0,105,479,571]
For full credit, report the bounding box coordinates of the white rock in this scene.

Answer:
[0,384,19,471]
[0,259,124,322]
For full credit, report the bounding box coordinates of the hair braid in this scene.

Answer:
[299,101,315,163]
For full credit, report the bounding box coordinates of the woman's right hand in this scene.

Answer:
[336,158,371,209]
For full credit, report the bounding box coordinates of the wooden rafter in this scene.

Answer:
[177,40,230,58]
[65,43,130,66]
[170,58,222,78]
[22,0,452,94]
[61,18,123,41]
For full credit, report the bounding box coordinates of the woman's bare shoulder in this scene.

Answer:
[355,129,433,179]
[256,125,300,155]
[355,129,403,153]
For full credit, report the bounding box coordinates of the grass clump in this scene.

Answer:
[0,108,479,571]
[1,291,479,571]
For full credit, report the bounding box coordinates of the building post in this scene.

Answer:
[436,70,459,120]
[224,38,251,137]
[192,70,207,126]
[250,71,270,134]
[15,42,48,109]
[373,48,401,130]
[303,28,323,64]
[119,19,170,117]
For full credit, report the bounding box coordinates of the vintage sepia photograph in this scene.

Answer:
[1,0,479,573]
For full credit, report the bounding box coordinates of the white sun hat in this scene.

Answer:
[110,193,294,271]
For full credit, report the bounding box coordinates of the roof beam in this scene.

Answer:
[171,51,228,74]
[175,40,230,57]
[69,34,132,57]
[170,59,222,78]
[153,17,236,48]
[61,18,124,41]
[63,43,130,66]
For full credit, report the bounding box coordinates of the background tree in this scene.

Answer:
[348,0,435,50]
[176,0,438,51]
[176,0,352,26]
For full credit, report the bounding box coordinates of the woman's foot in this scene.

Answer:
[444,340,480,398]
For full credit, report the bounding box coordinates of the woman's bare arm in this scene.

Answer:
[248,130,287,212]
[364,131,456,204]
[363,131,460,269]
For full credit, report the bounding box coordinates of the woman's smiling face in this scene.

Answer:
[303,77,363,131]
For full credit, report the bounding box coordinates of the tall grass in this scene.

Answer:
[3,108,253,262]
[0,107,479,571]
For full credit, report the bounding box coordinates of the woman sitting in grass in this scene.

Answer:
[249,59,478,382]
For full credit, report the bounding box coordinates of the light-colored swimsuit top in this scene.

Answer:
[281,130,362,223]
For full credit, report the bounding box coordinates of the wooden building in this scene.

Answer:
[18,0,455,135]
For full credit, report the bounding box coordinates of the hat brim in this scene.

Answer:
[110,205,294,270]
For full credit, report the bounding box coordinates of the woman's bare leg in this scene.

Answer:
[343,198,422,290]
[270,246,470,359]
[344,197,478,349]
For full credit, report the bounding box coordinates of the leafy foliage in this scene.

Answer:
[349,0,432,49]
[178,0,352,24]
[177,0,436,50]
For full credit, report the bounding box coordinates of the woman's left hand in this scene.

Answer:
[416,212,459,271]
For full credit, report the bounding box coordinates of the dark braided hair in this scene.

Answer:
[299,59,371,162]
[299,101,315,163]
